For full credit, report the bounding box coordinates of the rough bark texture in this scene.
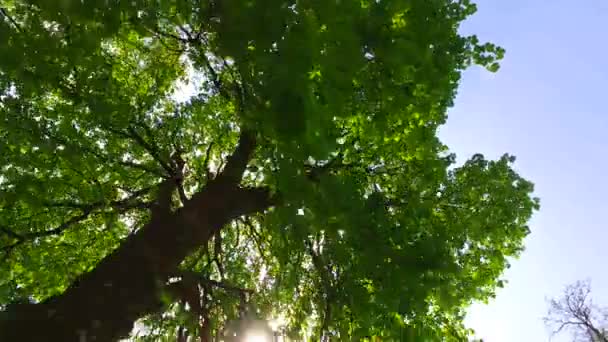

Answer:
[0,132,272,341]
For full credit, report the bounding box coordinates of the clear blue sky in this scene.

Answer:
[439,0,608,340]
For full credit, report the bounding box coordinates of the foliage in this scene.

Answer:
[0,0,537,340]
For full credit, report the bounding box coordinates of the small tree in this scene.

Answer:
[545,280,608,342]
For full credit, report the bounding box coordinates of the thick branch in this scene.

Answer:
[0,134,273,341]
[204,141,215,180]
[0,184,274,341]
[214,131,257,185]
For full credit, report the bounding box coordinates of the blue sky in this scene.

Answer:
[439,0,608,340]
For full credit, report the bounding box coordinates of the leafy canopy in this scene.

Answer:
[0,0,537,340]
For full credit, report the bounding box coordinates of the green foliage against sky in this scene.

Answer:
[0,0,537,340]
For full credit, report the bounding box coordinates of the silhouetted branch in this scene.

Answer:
[44,186,154,210]
[172,271,255,296]
[0,225,22,240]
[127,125,174,175]
[34,119,166,178]
[147,26,187,43]
[545,280,608,342]
[0,187,155,256]
[239,218,271,268]
[103,125,173,176]
[214,131,256,185]
[204,141,215,180]
[0,8,22,32]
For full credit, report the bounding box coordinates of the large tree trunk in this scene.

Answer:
[0,133,271,341]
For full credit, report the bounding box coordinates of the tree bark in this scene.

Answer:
[0,132,272,341]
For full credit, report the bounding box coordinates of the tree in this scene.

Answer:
[545,280,608,342]
[0,1,538,341]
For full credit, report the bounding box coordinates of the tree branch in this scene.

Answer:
[103,125,173,176]
[0,7,22,33]
[204,141,215,180]
[0,225,23,240]
[1,187,155,255]
[44,186,154,210]
[306,238,334,339]
[0,180,276,341]
[172,271,255,296]
[214,131,257,185]
[126,125,174,175]
[147,26,188,44]
[35,120,166,178]
[117,160,165,177]
[239,218,271,266]
[170,149,189,205]
[0,226,24,260]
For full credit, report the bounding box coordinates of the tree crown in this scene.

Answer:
[0,1,538,340]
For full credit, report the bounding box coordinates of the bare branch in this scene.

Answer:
[545,280,608,342]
